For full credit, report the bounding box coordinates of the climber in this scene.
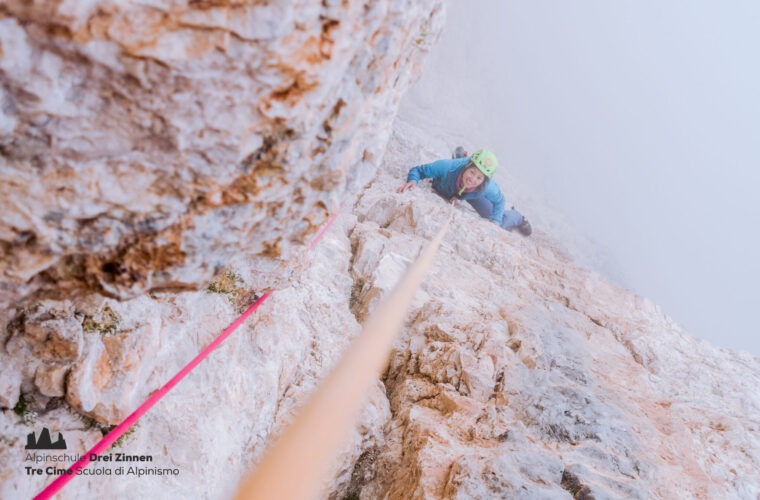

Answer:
[397,147,532,236]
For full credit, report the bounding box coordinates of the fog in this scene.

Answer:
[403,1,760,355]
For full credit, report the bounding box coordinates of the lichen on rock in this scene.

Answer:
[206,269,243,304]
[81,304,121,336]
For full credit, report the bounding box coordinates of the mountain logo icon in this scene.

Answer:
[25,428,67,450]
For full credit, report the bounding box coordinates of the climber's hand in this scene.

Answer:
[449,197,457,205]
[397,181,417,193]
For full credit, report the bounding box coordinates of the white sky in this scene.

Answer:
[404,1,760,355]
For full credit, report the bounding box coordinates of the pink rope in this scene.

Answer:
[309,201,344,250]
[34,206,342,499]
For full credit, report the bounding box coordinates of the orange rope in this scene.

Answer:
[234,207,452,500]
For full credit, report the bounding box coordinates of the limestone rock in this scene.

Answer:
[23,318,83,363]
[2,106,759,500]
[345,118,760,499]
[0,362,22,409]
[1,1,445,495]
[34,364,68,398]
[0,0,445,309]
[65,334,114,417]
[0,196,385,499]
[1,2,759,500]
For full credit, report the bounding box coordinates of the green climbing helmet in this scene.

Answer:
[469,149,498,178]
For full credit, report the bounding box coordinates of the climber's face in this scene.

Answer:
[463,165,486,189]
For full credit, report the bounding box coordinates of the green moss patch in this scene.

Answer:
[207,270,243,304]
[103,423,139,449]
[0,435,18,447]
[349,278,365,310]
[80,416,139,449]
[13,394,37,426]
[82,304,121,336]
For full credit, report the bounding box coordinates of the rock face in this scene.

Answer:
[341,119,760,499]
[0,0,444,308]
[2,2,760,500]
[1,1,441,497]
[0,217,388,498]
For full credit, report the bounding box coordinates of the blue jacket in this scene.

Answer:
[406,157,506,223]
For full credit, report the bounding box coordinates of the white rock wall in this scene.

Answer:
[0,0,445,307]
[0,211,391,499]
[0,1,443,498]
[2,3,759,499]
[344,117,760,499]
